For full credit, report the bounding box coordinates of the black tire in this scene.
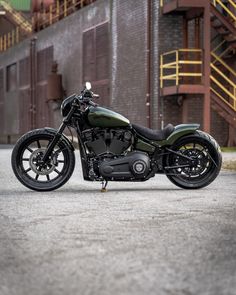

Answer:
[165,131,222,189]
[11,129,75,191]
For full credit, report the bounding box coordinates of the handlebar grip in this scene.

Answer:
[93,94,100,99]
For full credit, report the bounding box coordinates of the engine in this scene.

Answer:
[83,128,133,156]
[99,151,150,180]
[83,128,151,181]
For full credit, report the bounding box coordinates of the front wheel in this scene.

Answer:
[11,129,75,191]
[165,131,222,189]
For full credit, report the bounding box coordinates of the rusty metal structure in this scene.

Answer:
[0,0,32,51]
[31,0,96,31]
[0,0,96,52]
[159,0,236,145]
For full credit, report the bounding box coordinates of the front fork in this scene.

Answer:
[42,105,76,162]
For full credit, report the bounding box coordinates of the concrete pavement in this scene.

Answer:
[0,147,236,295]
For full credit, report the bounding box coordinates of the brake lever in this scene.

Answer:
[93,94,100,99]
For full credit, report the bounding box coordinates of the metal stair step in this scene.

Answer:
[220,31,231,36]
[213,23,223,29]
[211,15,217,21]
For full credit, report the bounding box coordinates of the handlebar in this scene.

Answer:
[74,91,98,107]
[70,84,100,110]
[79,88,99,101]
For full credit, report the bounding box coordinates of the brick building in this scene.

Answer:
[0,0,235,146]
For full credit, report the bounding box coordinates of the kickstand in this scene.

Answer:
[101,180,108,192]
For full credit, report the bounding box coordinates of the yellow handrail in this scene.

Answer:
[212,0,236,22]
[213,0,236,9]
[210,59,236,112]
[162,48,202,56]
[179,73,202,77]
[161,49,178,57]
[162,61,178,68]
[211,76,236,110]
[212,39,226,54]
[211,52,236,77]
[178,49,202,52]
[0,27,20,52]
[211,64,236,89]
[0,0,32,33]
[176,50,179,85]
[211,87,236,111]
[49,5,53,25]
[160,54,163,88]
[212,46,231,64]
[64,0,67,17]
[160,49,203,88]
[160,47,236,113]
[33,0,96,32]
[0,0,96,52]
[179,60,202,65]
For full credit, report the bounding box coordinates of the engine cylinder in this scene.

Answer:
[84,129,132,156]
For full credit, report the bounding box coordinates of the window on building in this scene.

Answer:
[6,63,17,92]
[37,46,53,82]
[19,57,30,87]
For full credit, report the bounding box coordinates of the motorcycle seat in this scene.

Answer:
[132,123,174,141]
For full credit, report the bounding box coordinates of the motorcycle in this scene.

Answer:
[11,82,222,192]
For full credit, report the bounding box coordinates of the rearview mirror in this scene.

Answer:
[85,82,91,90]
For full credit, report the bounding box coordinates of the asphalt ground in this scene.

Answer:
[0,147,236,295]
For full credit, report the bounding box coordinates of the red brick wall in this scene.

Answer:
[158,10,183,127]
[110,0,148,126]
[211,109,229,146]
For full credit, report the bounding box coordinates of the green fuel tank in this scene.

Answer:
[88,106,130,128]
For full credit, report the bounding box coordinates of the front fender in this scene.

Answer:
[157,124,200,146]
[44,127,75,151]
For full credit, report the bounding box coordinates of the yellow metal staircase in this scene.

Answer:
[210,52,236,127]
[211,0,236,49]
[0,0,32,52]
[160,0,236,132]
[210,0,236,127]
[212,0,236,24]
[160,48,236,126]
[0,0,32,34]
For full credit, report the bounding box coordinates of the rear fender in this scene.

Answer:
[157,124,200,146]
[44,127,75,151]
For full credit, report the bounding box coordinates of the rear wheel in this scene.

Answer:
[165,131,222,189]
[11,129,75,191]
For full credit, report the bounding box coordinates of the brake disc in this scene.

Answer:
[29,148,56,175]
[180,148,208,176]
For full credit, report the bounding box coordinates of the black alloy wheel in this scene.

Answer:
[11,129,75,191]
[166,131,222,189]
